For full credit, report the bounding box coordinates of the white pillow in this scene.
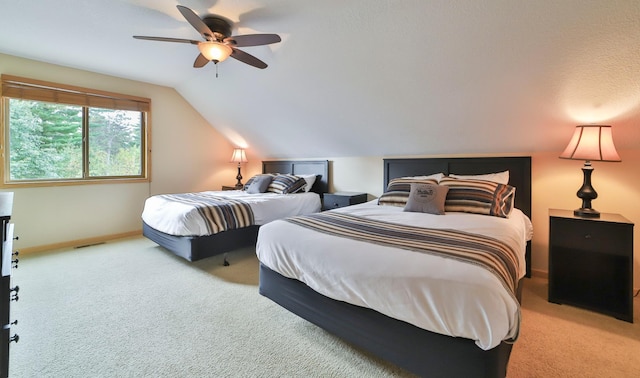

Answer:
[297,174,318,192]
[449,170,509,185]
[402,173,445,182]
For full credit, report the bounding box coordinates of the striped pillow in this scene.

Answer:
[267,174,307,194]
[378,177,439,207]
[439,177,515,218]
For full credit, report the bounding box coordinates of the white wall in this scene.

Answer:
[0,54,235,250]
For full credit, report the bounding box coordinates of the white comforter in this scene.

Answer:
[256,200,533,350]
[142,190,321,236]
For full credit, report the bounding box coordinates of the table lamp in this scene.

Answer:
[559,125,621,218]
[230,148,248,189]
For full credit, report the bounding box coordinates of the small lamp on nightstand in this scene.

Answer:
[559,125,621,218]
[230,148,248,189]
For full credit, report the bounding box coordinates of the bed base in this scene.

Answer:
[260,263,521,378]
[143,222,259,263]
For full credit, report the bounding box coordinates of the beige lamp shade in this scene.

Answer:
[230,148,248,163]
[559,125,621,162]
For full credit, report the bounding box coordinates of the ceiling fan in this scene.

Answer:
[133,5,281,70]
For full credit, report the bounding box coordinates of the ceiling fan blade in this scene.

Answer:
[177,5,215,40]
[230,48,268,69]
[194,53,209,68]
[133,36,200,44]
[225,34,281,47]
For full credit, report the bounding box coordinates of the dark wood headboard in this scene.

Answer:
[262,160,329,195]
[383,156,532,277]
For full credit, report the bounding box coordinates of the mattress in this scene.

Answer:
[256,200,533,350]
[142,190,321,236]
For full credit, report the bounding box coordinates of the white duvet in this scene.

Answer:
[256,200,533,350]
[141,190,321,236]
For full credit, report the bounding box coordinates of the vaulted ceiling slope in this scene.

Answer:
[1,0,639,158]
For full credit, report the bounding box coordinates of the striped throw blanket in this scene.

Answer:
[159,193,254,234]
[285,212,520,296]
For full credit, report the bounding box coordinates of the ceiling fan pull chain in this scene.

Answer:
[215,63,219,78]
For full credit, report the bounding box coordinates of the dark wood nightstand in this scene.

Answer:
[323,192,367,211]
[222,185,242,191]
[548,209,634,322]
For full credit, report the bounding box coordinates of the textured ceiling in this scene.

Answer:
[1,0,639,158]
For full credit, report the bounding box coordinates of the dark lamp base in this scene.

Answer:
[573,162,600,218]
[574,208,600,218]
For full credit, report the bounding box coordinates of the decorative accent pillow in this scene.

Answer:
[449,170,509,185]
[244,174,274,191]
[245,174,273,194]
[439,177,516,218]
[267,174,307,194]
[378,178,439,207]
[403,183,449,215]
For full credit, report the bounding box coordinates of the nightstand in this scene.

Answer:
[222,185,241,191]
[323,192,367,210]
[548,209,634,322]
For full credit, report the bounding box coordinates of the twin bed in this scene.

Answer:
[143,156,532,377]
[142,160,329,262]
[257,156,532,378]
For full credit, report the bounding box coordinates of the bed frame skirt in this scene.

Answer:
[143,221,259,262]
[259,263,522,378]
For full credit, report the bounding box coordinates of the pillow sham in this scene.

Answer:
[267,174,307,194]
[403,183,449,215]
[439,177,515,218]
[245,174,273,194]
[449,170,509,185]
[297,174,318,193]
[378,177,439,207]
[244,174,274,191]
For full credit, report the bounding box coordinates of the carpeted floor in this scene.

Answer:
[8,237,640,377]
[508,271,640,378]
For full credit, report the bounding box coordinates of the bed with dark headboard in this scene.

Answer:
[383,156,532,277]
[258,156,531,377]
[142,160,329,262]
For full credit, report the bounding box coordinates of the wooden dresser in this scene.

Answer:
[1,193,18,377]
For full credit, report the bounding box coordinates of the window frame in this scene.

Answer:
[1,75,151,188]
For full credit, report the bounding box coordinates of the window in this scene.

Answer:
[1,75,150,186]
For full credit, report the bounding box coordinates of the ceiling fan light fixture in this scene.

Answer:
[198,41,232,63]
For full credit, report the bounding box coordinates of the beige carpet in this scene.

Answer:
[9,237,640,377]
[507,275,640,378]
